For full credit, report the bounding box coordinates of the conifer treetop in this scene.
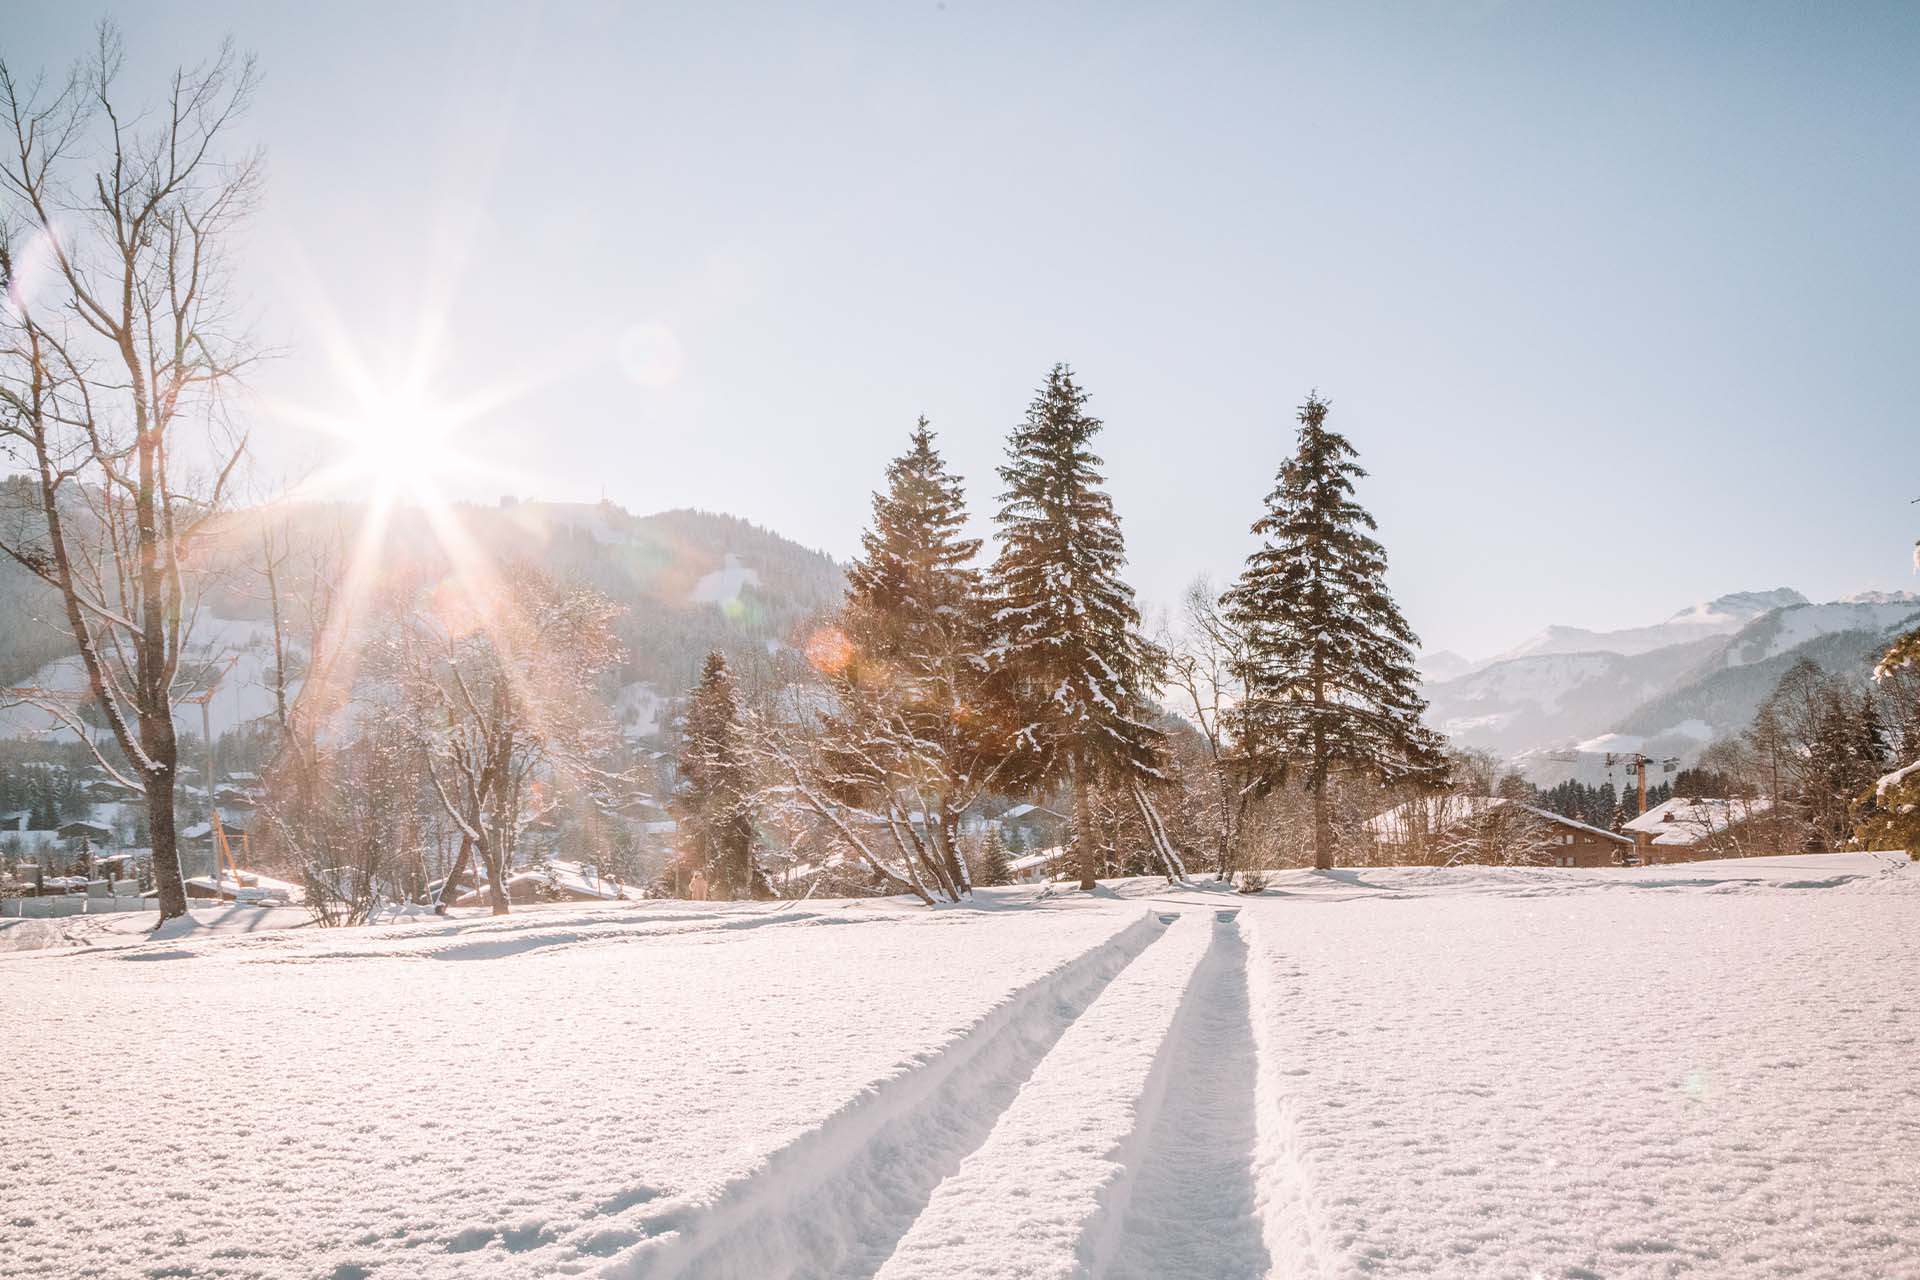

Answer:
[990,364,1163,782]
[1224,392,1445,791]
[844,417,982,666]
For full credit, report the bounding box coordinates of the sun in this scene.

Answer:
[337,393,460,504]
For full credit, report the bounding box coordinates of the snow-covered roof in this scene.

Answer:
[994,803,1065,823]
[1007,847,1068,874]
[185,871,301,902]
[1622,797,1773,846]
[454,860,642,904]
[1364,796,1630,844]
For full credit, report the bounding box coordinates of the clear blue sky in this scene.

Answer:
[10,1,1917,658]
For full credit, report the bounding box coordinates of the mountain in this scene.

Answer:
[1489,588,1807,663]
[1606,600,1920,751]
[0,498,848,747]
[1415,650,1475,682]
[1422,589,1920,768]
[1421,636,1727,758]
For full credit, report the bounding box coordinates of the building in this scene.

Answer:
[450,859,642,906]
[1005,846,1072,884]
[1621,797,1775,863]
[992,803,1069,852]
[1364,795,1634,867]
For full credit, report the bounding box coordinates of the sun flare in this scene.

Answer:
[338,395,459,504]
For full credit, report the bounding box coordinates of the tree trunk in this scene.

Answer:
[478,830,510,915]
[1312,783,1333,871]
[1073,754,1096,891]
[438,834,473,914]
[148,765,188,920]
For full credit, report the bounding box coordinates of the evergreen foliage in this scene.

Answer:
[987,365,1174,888]
[673,651,767,899]
[975,826,1013,887]
[799,418,1008,903]
[1222,393,1446,868]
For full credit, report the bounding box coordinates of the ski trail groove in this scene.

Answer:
[1096,911,1271,1279]
[873,912,1215,1280]
[607,909,1169,1280]
[1242,915,1333,1279]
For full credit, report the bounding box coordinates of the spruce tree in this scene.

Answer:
[673,651,764,899]
[845,418,981,662]
[989,364,1171,890]
[1223,392,1446,870]
[977,825,1013,887]
[826,418,1002,900]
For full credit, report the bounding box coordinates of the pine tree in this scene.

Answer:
[988,365,1179,889]
[845,418,982,662]
[976,825,1013,887]
[819,417,1005,901]
[1223,392,1446,870]
[673,651,765,899]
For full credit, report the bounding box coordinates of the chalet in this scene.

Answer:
[1005,845,1072,884]
[56,819,116,845]
[1622,797,1775,863]
[993,803,1069,851]
[1364,795,1634,867]
[181,869,301,903]
[450,859,641,906]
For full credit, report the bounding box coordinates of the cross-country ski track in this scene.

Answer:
[3,852,1916,1279]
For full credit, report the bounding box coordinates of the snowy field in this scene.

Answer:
[2,854,1915,1279]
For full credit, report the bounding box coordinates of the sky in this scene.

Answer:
[7,1,1917,660]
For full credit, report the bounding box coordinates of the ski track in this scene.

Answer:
[608,910,1169,1280]
[1103,912,1271,1280]
[9,857,1915,1280]
[872,911,1217,1280]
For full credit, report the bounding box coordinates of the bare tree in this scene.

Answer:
[1436,800,1560,867]
[1162,576,1247,879]
[389,562,627,915]
[0,27,261,920]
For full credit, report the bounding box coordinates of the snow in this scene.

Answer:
[1877,758,1920,799]
[1238,853,1919,1277]
[454,859,643,903]
[688,553,760,606]
[1363,795,1629,847]
[0,612,289,746]
[1489,588,1805,664]
[875,911,1220,1279]
[184,870,304,902]
[3,856,1916,1278]
[1722,600,1920,668]
[1622,795,1773,845]
[613,681,666,739]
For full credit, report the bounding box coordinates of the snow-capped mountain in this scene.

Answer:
[1488,588,1807,663]
[1422,588,1920,764]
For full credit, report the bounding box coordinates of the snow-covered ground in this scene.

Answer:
[3,854,1915,1278]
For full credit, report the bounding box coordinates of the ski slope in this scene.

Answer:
[3,854,1916,1278]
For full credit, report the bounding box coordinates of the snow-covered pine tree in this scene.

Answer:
[988,364,1182,889]
[976,825,1013,886]
[1223,392,1447,870]
[820,417,1007,900]
[673,651,766,899]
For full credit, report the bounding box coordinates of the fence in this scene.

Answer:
[1,895,154,919]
